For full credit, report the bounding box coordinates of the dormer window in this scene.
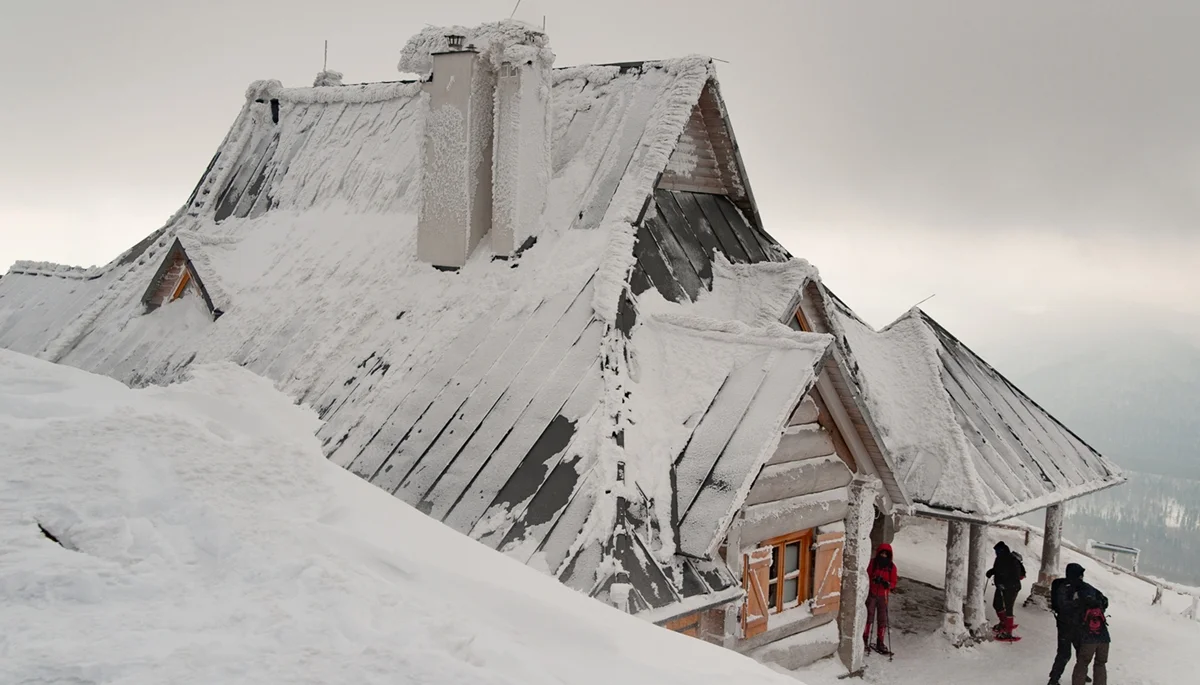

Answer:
[140,238,223,320]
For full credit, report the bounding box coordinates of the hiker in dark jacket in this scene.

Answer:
[1071,571,1110,685]
[1047,562,1086,685]
[985,540,1025,640]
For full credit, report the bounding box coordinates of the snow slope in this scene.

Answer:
[791,517,1199,685]
[0,349,803,685]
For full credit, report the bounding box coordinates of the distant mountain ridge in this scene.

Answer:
[1004,312,1200,479]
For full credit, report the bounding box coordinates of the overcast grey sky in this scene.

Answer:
[2,0,1198,357]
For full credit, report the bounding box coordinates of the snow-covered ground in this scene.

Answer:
[791,517,1200,685]
[0,349,802,685]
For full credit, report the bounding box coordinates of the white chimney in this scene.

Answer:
[417,39,496,269]
[412,24,554,268]
[491,40,553,257]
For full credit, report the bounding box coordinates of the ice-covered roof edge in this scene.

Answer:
[591,57,715,324]
[817,287,1126,519]
[912,474,1127,525]
[914,308,1121,473]
[805,281,913,512]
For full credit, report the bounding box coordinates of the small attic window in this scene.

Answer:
[171,269,193,302]
[794,307,814,332]
[270,99,280,124]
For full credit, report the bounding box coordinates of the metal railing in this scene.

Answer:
[990,520,1199,619]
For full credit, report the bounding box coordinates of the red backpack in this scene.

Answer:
[1082,603,1107,637]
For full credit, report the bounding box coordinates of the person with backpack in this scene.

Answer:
[985,540,1026,641]
[1048,562,1087,685]
[1071,568,1110,685]
[863,543,899,654]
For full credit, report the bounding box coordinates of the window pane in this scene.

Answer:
[769,547,779,580]
[768,581,778,609]
[784,578,799,604]
[785,542,800,573]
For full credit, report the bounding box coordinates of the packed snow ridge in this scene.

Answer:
[0,350,804,685]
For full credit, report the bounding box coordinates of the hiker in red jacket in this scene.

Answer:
[863,543,899,654]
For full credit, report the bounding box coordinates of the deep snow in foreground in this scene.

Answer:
[790,517,1200,685]
[0,350,800,685]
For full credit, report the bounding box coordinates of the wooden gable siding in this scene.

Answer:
[659,93,727,195]
[148,252,190,307]
[738,386,853,547]
[657,82,760,233]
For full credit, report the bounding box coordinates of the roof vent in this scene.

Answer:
[446,34,465,50]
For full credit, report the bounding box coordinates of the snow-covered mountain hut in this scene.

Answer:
[0,22,879,671]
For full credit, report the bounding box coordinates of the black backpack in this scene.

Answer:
[1011,551,1027,580]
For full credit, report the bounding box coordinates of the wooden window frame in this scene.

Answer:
[795,307,813,333]
[171,268,192,302]
[761,529,815,614]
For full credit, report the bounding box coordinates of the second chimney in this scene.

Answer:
[491,44,552,257]
[417,41,496,269]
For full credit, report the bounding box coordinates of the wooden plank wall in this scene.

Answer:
[739,390,854,546]
[658,94,727,195]
[657,83,749,218]
[148,253,188,308]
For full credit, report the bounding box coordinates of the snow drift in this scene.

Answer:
[0,349,802,685]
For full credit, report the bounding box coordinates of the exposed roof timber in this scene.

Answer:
[912,475,1127,525]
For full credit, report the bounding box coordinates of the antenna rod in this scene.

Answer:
[509,0,522,20]
[913,293,936,309]
[323,40,328,72]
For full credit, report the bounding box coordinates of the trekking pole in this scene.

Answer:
[885,593,894,661]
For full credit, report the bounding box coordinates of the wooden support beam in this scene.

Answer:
[942,521,969,643]
[966,523,989,635]
[739,489,849,546]
[1030,504,1064,606]
[767,424,835,465]
[838,476,879,673]
[746,456,851,506]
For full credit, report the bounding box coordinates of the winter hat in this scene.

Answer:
[994,541,1009,554]
[1065,563,1085,580]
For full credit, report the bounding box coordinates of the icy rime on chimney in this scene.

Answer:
[414,25,553,269]
[491,44,552,256]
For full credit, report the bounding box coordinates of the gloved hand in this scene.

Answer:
[985,569,994,579]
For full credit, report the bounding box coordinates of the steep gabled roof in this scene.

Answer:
[0,47,832,618]
[817,288,1124,523]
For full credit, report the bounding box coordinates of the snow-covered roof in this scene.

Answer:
[0,36,831,619]
[815,286,1125,523]
[0,349,803,685]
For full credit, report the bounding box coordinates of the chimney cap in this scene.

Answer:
[446,34,465,50]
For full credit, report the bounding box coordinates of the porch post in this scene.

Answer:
[965,523,989,635]
[1030,504,1064,604]
[942,520,969,643]
[722,514,743,648]
[838,476,880,674]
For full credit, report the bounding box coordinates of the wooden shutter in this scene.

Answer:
[742,546,772,638]
[812,531,845,616]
